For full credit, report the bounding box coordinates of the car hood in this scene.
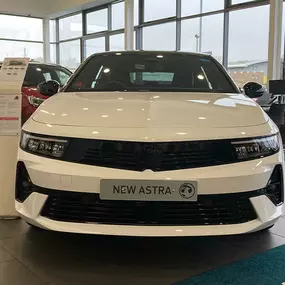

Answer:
[32,92,268,128]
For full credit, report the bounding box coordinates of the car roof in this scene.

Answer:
[89,50,213,59]
[0,61,71,71]
[88,50,213,59]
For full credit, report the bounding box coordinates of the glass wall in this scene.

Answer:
[110,33,125,51]
[53,0,271,83]
[181,14,223,62]
[59,14,82,41]
[85,37,106,58]
[112,2,125,30]
[144,0,176,22]
[228,5,270,86]
[86,8,108,34]
[143,22,176,51]
[59,40,81,71]
[0,14,43,61]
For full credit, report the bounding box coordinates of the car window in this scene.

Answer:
[23,66,43,86]
[23,64,72,87]
[55,70,70,85]
[65,53,237,93]
[130,72,174,84]
[43,72,52,82]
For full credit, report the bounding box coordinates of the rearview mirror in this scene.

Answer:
[243,82,266,98]
[37,80,60,97]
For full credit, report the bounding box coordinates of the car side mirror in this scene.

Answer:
[37,80,60,97]
[243,82,266,98]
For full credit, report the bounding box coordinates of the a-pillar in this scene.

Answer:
[124,0,134,50]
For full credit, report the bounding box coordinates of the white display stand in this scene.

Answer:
[0,58,29,218]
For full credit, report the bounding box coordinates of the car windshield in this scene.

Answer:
[23,64,72,87]
[65,52,238,93]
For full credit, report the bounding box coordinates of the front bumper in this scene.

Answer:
[16,148,284,236]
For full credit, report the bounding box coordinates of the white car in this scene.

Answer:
[16,51,284,236]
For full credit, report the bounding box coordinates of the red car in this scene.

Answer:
[1,61,72,123]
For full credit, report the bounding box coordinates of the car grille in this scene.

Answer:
[40,190,258,226]
[63,138,235,171]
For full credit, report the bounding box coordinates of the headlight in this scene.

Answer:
[232,135,279,160]
[27,95,45,107]
[20,132,68,158]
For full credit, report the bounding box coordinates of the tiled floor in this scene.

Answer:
[0,216,285,285]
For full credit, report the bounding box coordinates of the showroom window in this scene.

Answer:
[231,0,257,4]
[112,1,125,30]
[0,41,43,61]
[110,33,125,51]
[181,13,223,62]
[143,22,176,51]
[134,0,139,26]
[86,8,108,34]
[59,40,81,71]
[50,20,56,43]
[202,0,224,13]
[59,14,82,41]
[228,5,270,87]
[200,14,224,63]
[144,0,176,22]
[85,37,106,59]
[181,0,224,17]
[59,14,83,69]
[181,18,200,52]
[0,14,42,41]
[50,44,57,64]
[51,0,273,75]
[0,14,43,61]
[50,20,57,63]
[181,0,201,17]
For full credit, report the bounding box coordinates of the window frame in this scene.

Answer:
[0,13,44,62]
[53,0,271,74]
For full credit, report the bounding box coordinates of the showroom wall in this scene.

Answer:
[0,0,284,87]
[50,0,279,86]
[0,14,43,61]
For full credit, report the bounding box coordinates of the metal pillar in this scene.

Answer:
[267,0,283,82]
[199,0,203,52]
[125,0,134,50]
[43,18,51,63]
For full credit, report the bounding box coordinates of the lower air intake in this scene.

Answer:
[40,190,258,226]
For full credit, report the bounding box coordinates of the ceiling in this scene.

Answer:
[0,0,114,18]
